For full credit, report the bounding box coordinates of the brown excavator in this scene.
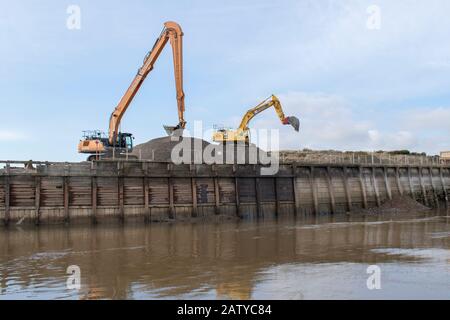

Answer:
[78,21,186,161]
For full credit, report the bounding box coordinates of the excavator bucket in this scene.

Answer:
[164,125,184,137]
[284,116,300,132]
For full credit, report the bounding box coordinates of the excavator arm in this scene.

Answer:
[238,95,299,132]
[212,95,299,144]
[108,21,186,145]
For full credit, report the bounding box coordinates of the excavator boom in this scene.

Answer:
[212,95,299,144]
[109,21,186,145]
[238,95,299,132]
[78,21,186,160]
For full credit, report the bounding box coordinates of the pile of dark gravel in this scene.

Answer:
[131,136,210,162]
[357,195,431,215]
[131,136,267,164]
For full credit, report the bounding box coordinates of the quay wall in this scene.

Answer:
[0,161,449,225]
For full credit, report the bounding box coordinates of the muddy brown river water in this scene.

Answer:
[0,211,449,299]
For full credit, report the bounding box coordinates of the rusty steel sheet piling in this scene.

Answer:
[0,160,449,225]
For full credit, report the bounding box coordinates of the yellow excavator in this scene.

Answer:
[78,21,186,161]
[212,95,299,144]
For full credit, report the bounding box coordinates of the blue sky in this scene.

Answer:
[1,0,449,161]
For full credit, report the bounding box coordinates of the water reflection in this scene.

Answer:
[0,212,449,299]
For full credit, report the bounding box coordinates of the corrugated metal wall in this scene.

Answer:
[0,161,448,225]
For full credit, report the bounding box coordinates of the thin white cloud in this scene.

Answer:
[246,91,446,154]
[405,107,450,131]
[0,130,27,141]
[210,0,450,103]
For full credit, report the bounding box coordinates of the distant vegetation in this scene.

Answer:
[379,150,427,156]
[295,149,429,156]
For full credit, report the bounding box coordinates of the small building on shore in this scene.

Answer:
[441,151,450,164]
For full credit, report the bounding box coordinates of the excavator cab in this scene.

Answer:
[116,132,134,150]
[78,131,135,161]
